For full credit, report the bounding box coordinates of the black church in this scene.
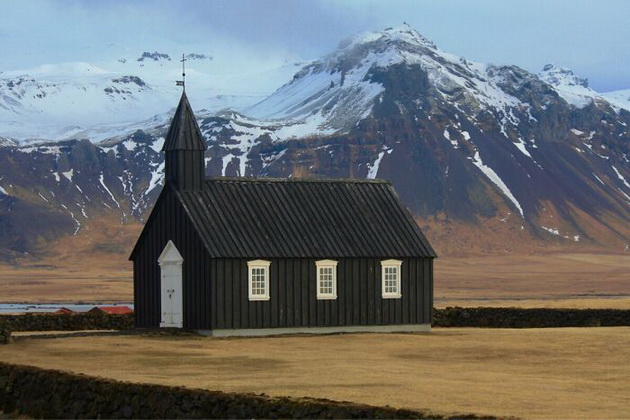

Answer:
[130,92,436,336]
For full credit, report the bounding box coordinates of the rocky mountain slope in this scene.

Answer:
[0,24,628,262]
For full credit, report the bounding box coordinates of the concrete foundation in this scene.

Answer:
[198,323,431,337]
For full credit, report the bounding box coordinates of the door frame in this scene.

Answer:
[157,240,184,328]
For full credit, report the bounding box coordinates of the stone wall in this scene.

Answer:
[2,308,630,340]
[0,326,10,344]
[433,307,630,328]
[0,362,465,419]
[0,313,133,333]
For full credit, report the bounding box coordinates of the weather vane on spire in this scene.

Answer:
[176,54,187,90]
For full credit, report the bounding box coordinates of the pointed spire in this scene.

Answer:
[162,92,206,191]
[162,91,206,152]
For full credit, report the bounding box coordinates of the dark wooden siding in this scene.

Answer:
[210,257,432,330]
[164,150,205,191]
[133,187,211,329]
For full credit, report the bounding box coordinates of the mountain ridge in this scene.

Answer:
[0,24,628,263]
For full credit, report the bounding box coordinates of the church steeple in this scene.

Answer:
[162,92,207,190]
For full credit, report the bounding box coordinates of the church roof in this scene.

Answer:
[162,92,207,152]
[175,177,437,259]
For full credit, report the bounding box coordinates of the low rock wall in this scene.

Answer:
[0,313,133,334]
[0,362,451,419]
[433,307,630,328]
[0,326,10,345]
[1,307,630,343]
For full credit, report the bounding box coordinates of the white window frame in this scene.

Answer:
[316,259,338,300]
[247,260,271,301]
[381,259,402,299]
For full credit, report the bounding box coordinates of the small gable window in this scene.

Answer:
[316,260,338,300]
[247,260,271,301]
[381,259,402,299]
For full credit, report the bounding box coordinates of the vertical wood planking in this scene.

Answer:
[279,259,287,327]
[407,258,416,323]
[216,261,225,329]
[288,259,295,326]
[270,261,279,327]
[344,260,353,325]
[352,260,360,325]
[367,259,375,324]
[428,258,434,324]
[224,261,233,328]
[292,260,301,326]
[232,260,241,329]
[360,259,368,325]
[304,259,314,325]
[210,260,217,329]
[336,260,344,325]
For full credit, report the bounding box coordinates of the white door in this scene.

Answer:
[158,240,184,328]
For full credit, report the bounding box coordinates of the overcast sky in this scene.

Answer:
[1,0,629,92]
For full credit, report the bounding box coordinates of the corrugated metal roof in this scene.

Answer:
[162,92,206,152]
[176,177,437,258]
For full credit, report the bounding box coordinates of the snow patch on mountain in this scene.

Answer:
[244,50,386,135]
[443,127,458,148]
[471,150,524,217]
[366,147,393,179]
[601,89,630,112]
[146,162,165,196]
[612,165,630,189]
[538,64,595,107]
[99,174,121,209]
[62,169,74,182]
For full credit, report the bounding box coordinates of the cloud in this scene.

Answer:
[1,0,629,91]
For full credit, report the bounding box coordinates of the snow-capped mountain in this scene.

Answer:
[0,24,629,261]
[0,51,301,143]
[233,25,549,139]
[539,63,630,112]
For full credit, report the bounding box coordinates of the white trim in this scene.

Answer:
[157,240,183,265]
[198,324,431,337]
[247,260,271,301]
[381,259,402,299]
[158,240,184,328]
[315,259,338,300]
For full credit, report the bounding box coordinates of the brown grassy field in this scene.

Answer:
[3,328,630,419]
[2,252,628,309]
[435,253,630,309]
[0,265,132,303]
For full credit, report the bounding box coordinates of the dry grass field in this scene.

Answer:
[2,328,630,419]
[435,253,630,309]
[0,265,131,303]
